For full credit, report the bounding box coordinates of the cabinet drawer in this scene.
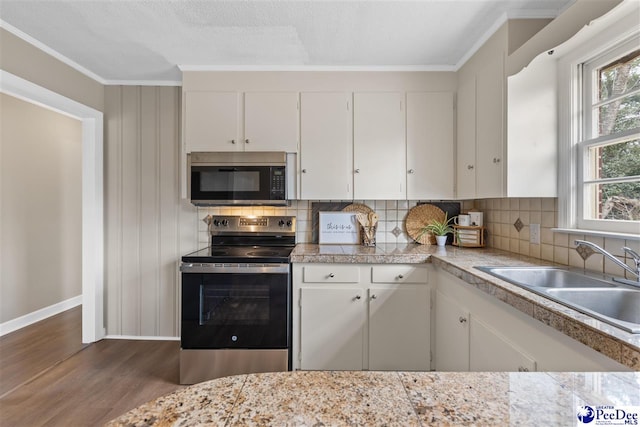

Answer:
[303,265,360,283]
[371,266,428,284]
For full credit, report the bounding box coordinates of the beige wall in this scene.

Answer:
[104,85,194,337]
[0,28,104,112]
[0,93,82,323]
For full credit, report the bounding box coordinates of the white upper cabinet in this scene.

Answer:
[299,92,352,200]
[506,51,557,197]
[183,91,299,153]
[244,92,299,152]
[475,52,505,198]
[406,92,455,200]
[353,92,406,200]
[456,77,477,199]
[184,91,240,152]
[455,20,560,199]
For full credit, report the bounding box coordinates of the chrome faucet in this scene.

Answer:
[575,240,640,285]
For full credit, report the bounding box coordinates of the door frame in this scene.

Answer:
[1,70,105,343]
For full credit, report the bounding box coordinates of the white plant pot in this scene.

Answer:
[435,235,447,247]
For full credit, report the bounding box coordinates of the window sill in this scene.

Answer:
[552,228,640,241]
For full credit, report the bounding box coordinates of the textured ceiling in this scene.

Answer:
[0,0,575,83]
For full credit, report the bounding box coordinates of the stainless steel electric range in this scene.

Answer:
[179,215,296,384]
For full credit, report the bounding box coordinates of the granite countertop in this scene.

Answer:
[107,370,639,426]
[291,243,640,370]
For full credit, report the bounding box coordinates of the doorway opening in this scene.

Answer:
[1,70,104,343]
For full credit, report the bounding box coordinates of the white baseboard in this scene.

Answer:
[103,335,180,341]
[0,295,82,337]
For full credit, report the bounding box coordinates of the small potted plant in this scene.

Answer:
[420,213,456,246]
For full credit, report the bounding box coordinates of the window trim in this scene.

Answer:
[557,4,640,236]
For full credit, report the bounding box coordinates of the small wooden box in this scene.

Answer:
[453,225,485,248]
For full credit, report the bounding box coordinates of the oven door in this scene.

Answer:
[181,264,290,349]
[190,165,286,205]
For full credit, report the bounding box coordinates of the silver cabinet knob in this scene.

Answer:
[245,139,250,144]
[354,295,362,300]
[398,274,404,279]
[328,273,335,278]
[467,165,474,170]
[371,294,377,300]
[408,169,415,174]
[302,169,307,173]
[231,139,236,144]
[355,169,360,174]
[518,366,529,372]
[493,157,501,163]
[459,317,467,323]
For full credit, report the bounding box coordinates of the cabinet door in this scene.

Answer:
[475,54,505,198]
[184,91,240,152]
[470,317,537,372]
[300,92,352,199]
[244,92,299,152]
[300,287,365,370]
[353,92,405,200]
[435,290,469,371]
[369,286,431,371]
[406,92,454,200]
[456,76,477,199]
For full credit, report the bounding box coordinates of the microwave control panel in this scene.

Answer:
[270,167,286,198]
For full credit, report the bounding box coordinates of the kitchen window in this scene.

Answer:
[578,40,640,232]
[557,9,640,237]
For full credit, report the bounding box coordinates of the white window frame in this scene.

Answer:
[557,4,640,237]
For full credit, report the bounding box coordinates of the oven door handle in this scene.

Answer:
[180,263,289,274]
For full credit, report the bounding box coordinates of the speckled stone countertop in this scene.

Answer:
[291,244,640,370]
[107,370,639,426]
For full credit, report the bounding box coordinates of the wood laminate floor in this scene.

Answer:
[0,307,185,426]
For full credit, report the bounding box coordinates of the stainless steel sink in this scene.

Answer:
[475,267,615,289]
[547,289,640,326]
[474,266,640,333]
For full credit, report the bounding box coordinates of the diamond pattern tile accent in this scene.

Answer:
[391,226,402,237]
[513,218,524,232]
[576,244,595,260]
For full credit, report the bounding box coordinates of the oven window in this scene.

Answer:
[200,170,260,192]
[200,284,269,326]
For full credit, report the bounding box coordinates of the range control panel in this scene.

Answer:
[206,215,296,234]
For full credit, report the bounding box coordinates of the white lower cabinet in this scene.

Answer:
[368,286,430,371]
[293,264,432,371]
[434,266,630,372]
[435,289,536,372]
[469,317,536,372]
[300,287,365,370]
[434,290,469,371]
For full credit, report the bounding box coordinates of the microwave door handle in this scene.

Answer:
[218,168,239,172]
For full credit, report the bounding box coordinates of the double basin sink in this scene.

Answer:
[474,266,640,333]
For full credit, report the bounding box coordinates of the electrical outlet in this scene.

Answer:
[530,223,540,244]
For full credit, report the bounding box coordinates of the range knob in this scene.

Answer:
[278,219,286,227]
[286,220,293,227]
[213,219,220,227]
[221,219,229,227]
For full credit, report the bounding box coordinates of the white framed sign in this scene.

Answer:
[318,212,359,244]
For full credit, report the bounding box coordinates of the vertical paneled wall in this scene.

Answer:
[105,86,195,337]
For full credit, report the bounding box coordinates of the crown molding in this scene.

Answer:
[178,64,456,72]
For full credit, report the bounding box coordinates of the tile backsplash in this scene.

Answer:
[473,198,640,280]
[196,200,473,246]
[196,197,638,280]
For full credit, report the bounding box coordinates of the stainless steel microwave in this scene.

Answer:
[187,152,293,206]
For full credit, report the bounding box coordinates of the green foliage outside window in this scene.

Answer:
[596,50,640,220]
